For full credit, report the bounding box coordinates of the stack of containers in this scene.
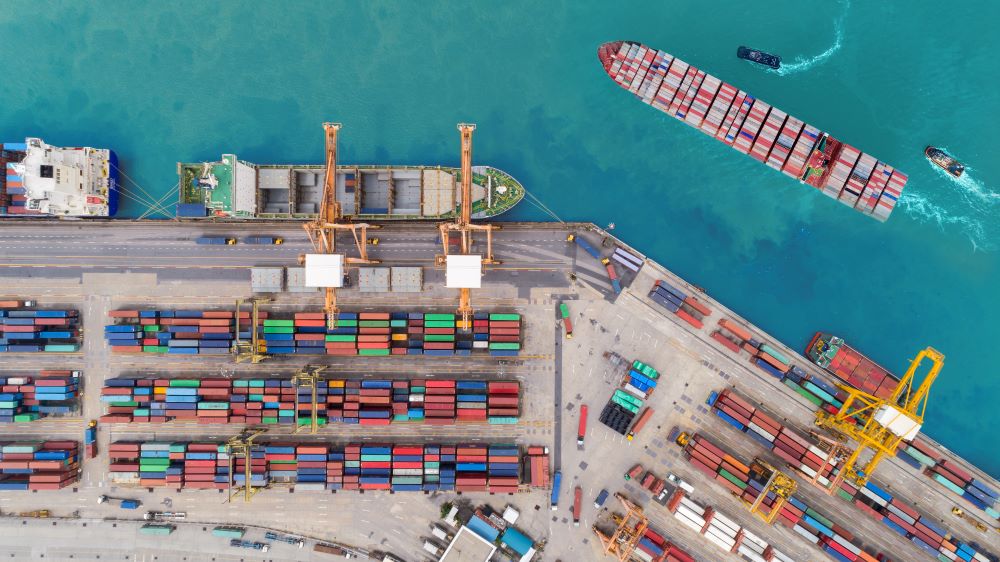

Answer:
[926,458,1000,520]
[633,525,695,562]
[0,371,79,421]
[105,310,239,355]
[294,444,328,491]
[522,446,550,488]
[487,381,520,423]
[0,306,80,353]
[108,309,521,356]
[666,488,794,562]
[626,360,660,399]
[486,313,521,355]
[0,441,80,490]
[84,422,97,458]
[647,280,709,329]
[711,318,752,354]
[600,389,641,434]
[100,376,520,426]
[611,246,643,275]
[708,389,847,491]
[487,444,520,493]
[752,343,792,379]
[456,444,488,492]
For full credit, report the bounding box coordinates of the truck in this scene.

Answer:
[626,407,654,441]
[243,235,283,245]
[559,302,573,338]
[265,531,305,548]
[572,486,582,526]
[212,526,247,539]
[144,511,186,521]
[568,233,602,260]
[625,463,644,481]
[139,523,175,536]
[551,470,563,510]
[84,420,97,459]
[195,236,236,245]
[577,404,588,447]
[594,488,610,509]
[422,540,443,556]
[314,543,354,558]
[98,495,141,510]
[230,539,270,553]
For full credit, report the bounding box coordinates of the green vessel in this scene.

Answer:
[176,155,524,221]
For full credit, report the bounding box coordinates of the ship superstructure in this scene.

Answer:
[1,138,118,217]
[599,40,908,221]
[175,155,524,220]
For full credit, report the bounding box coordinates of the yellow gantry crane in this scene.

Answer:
[746,459,797,524]
[302,123,380,329]
[292,365,327,434]
[814,346,944,487]
[233,297,270,363]
[436,124,500,325]
[592,493,649,561]
[225,427,268,503]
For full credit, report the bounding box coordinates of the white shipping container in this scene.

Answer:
[792,524,820,544]
[886,504,916,526]
[675,504,706,527]
[708,520,737,540]
[710,511,741,535]
[858,486,888,507]
[832,532,862,555]
[771,549,795,562]
[679,496,705,515]
[704,529,735,552]
[674,510,704,533]
[798,464,817,478]
[738,545,767,562]
[741,528,767,549]
[748,422,776,442]
[940,548,958,561]
[632,546,654,562]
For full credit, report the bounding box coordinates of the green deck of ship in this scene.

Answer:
[179,156,235,216]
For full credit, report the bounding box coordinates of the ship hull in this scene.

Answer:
[599,40,908,221]
[805,332,899,399]
[176,157,524,221]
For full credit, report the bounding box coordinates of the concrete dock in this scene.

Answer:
[0,220,997,562]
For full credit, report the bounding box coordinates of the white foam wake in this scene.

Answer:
[770,0,850,76]
[925,150,1000,207]
[899,191,990,252]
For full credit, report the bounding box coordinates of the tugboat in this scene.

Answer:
[925,146,964,178]
[737,46,781,69]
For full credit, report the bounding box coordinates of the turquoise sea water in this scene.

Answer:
[2,1,999,476]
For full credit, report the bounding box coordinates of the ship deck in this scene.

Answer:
[0,221,996,561]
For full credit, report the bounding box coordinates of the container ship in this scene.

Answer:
[598,41,909,221]
[1,138,119,217]
[805,332,898,399]
[175,154,524,220]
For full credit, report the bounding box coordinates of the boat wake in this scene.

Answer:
[926,153,1000,206]
[770,0,849,76]
[900,191,992,252]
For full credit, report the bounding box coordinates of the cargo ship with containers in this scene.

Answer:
[805,332,899,400]
[598,41,909,221]
[1,138,119,217]
[175,154,524,220]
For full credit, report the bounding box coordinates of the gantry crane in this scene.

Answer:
[436,124,500,325]
[803,431,850,495]
[814,347,944,487]
[225,427,268,503]
[292,365,327,434]
[233,297,270,363]
[302,123,380,328]
[592,493,649,561]
[745,459,797,524]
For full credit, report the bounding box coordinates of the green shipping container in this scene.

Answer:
[359,320,390,328]
[263,326,294,334]
[836,489,854,502]
[197,402,229,410]
[933,473,966,496]
[335,320,358,327]
[326,335,357,342]
[784,379,824,408]
[760,344,790,366]
[559,303,569,319]
[44,344,78,352]
[263,320,294,327]
[390,320,407,327]
[802,381,835,404]
[143,325,160,332]
[211,526,246,539]
[425,321,456,328]
[488,342,520,350]
[425,314,456,321]
[14,413,40,422]
[719,469,748,489]
[169,379,201,387]
[489,313,520,321]
[359,348,390,356]
[425,334,456,342]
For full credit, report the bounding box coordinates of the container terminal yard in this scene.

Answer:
[1,218,999,562]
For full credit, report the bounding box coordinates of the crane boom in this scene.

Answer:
[815,346,944,486]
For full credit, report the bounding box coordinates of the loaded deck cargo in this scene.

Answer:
[599,41,908,221]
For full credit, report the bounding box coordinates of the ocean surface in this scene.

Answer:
[2,1,998,476]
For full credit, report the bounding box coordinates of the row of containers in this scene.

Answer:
[710,317,1000,523]
[99,376,520,425]
[107,441,547,493]
[662,485,794,562]
[0,302,80,353]
[104,309,523,356]
[0,441,80,490]
[633,524,694,562]
[599,359,659,435]
[0,370,80,422]
[702,389,997,562]
[647,279,713,330]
